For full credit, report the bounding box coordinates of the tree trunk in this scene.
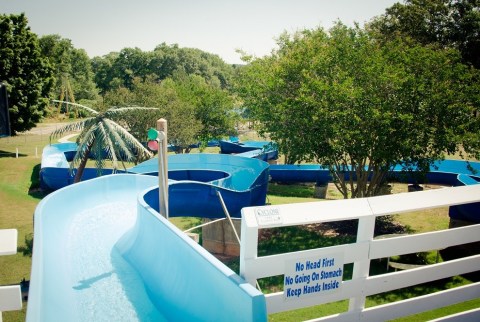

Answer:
[73,140,94,183]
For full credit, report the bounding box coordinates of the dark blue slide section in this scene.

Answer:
[39,143,121,190]
[269,160,480,222]
[130,153,270,218]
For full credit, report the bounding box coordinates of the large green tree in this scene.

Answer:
[0,13,53,134]
[50,102,154,183]
[39,35,99,104]
[370,0,480,68]
[169,72,237,145]
[104,75,236,153]
[92,44,235,95]
[91,52,119,96]
[237,24,479,198]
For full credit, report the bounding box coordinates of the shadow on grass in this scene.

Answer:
[0,150,28,158]
[28,163,48,199]
[268,182,316,198]
[367,276,470,307]
[18,233,33,257]
[258,225,356,256]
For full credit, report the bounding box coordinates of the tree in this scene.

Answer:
[169,73,237,144]
[103,77,201,153]
[104,75,236,153]
[91,44,235,95]
[0,13,53,133]
[39,35,99,105]
[50,101,154,183]
[237,23,479,198]
[369,0,480,68]
[91,52,119,96]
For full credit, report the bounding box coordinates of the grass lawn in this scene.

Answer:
[0,129,478,321]
[0,132,51,322]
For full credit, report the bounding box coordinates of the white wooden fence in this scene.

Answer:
[240,185,480,321]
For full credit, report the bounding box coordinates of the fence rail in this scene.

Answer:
[240,184,480,321]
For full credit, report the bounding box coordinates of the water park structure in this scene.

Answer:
[2,121,479,321]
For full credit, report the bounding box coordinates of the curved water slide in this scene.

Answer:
[32,142,479,320]
[30,144,270,321]
[219,140,279,161]
[40,143,270,218]
[129,153,270,218]
[39,143,120,191]
[28,173,267,321]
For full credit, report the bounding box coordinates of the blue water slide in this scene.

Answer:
[28,174,266,321]
[40,143,479,222]
[219,140,275,154]
[130,153,270,218]
[39,143,270,217]
[270,160,480,186]
[269,160,480,222]
[39,143,121,190]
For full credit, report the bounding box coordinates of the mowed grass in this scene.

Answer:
[0,132,51,322]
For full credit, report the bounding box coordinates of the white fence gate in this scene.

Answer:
[240,185,480,321]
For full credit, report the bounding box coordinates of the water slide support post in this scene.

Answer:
[157,118,169,218]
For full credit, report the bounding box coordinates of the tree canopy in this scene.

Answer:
[92,44,236,95]
[39,35,99,104]
[369,0,480,68]
[104,74,237,153]
[0,13,53,134]
[237,23,479,198]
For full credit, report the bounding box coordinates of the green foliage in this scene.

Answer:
[92,44,235,94]
[104,75,236,153]
[39,34,99,103]
[170,73,237,144]
[237,23,479,198]
[0,13,54,134]
[19,233,34,257]
[369,0,480,68]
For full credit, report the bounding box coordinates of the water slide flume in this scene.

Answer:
[28,174,267,321]
[130,153,270,218]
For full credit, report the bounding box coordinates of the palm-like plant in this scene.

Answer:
[50,101,156,183]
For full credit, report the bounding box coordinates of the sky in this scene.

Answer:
[2,0,399,64]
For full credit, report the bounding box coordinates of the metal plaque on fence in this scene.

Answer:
[255,207,282,226]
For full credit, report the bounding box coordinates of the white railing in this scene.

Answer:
[240,185,480,321]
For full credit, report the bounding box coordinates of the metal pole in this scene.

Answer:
[183,218,226,233]
[216,190,241,245]
[157,119,169,218]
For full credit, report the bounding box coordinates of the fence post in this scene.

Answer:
[348,215,376,313]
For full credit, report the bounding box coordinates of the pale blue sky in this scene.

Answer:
[2,0,399,64]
